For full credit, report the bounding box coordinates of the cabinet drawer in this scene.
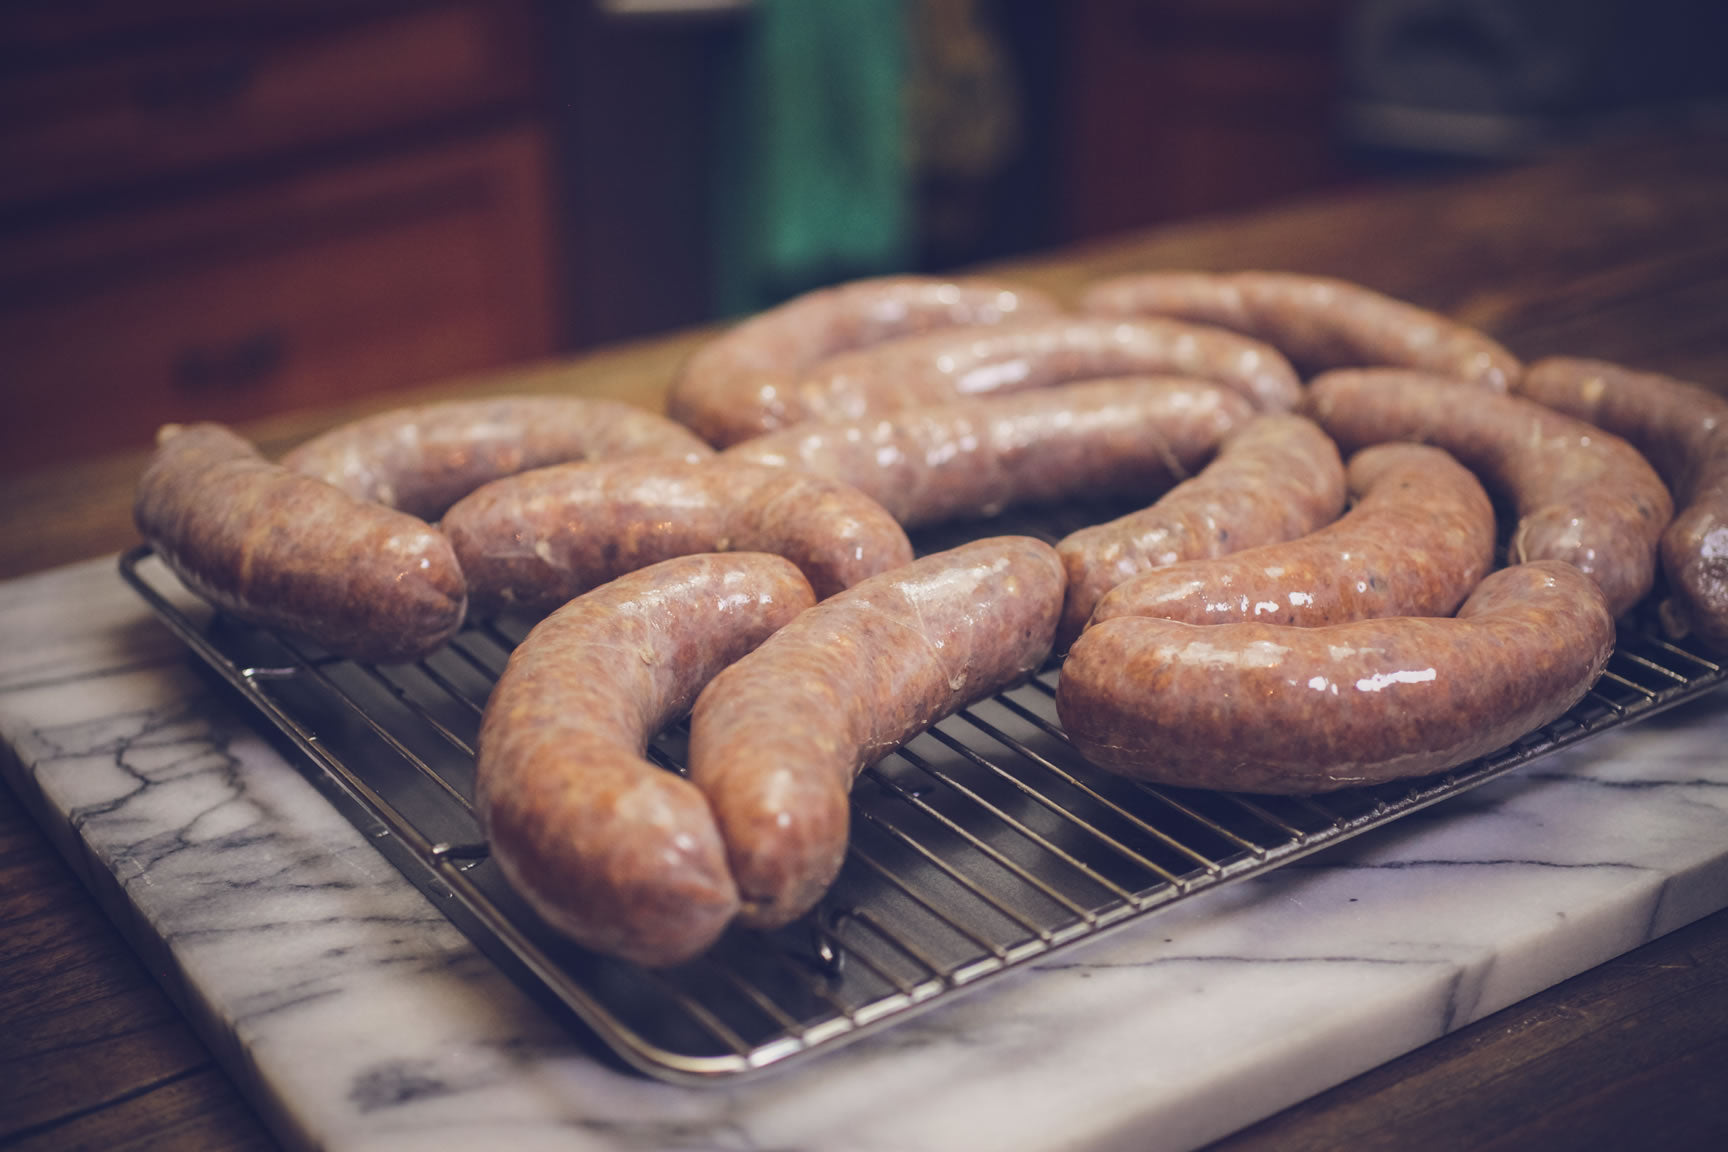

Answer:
[0,126,556,475]
[0,0,536,211]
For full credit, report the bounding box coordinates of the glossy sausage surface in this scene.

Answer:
[1517,356,1728,494]
[1517,355,1728,650]
[1081,270,1521,389]
[720,377,1254,527]
[443,457,913,615]
[687,536,1065,928]
[1057,561,1614,793]
[1089,442,1495,629]
[134,422,466,663]
[785,314,1302,425]
[1307,369,1672,616]
[668,276,1062,447]
[476,553,817,967]
[282,396,714,520]
[1055,413,1348,648]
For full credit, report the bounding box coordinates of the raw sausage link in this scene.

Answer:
[1306,369,1673,617]
[1089,443,1495,630]
[667,275,1062,447]
[442,458,913,615]
[786,315,1301,425]
[687,537,1065,928]
[281,396,715,520]
[1661,434,1728,652]
[1055,413,1347,649]
[720,377,1255,528]
[1517,356,1728,650]
[134,423,466,664]
[1056,560,1614,793]
[1080,269,1522,389]
[476,553,817,967]
[1517,356,1728,493]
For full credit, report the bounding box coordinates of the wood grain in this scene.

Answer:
[0,1,538,213]
[1,125,557,478]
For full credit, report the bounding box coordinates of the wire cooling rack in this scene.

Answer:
[120,517,1726,1084]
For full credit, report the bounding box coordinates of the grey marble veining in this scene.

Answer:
[4,555,1728,1152]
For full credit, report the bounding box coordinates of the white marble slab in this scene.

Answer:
[4,555,1728,1152]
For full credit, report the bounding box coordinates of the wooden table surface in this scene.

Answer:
[4,124,1728,1152]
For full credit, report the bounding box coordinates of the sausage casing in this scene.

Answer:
[1080,269,1521,389]
[476,553,817,967]
[786,315,1302,425]
[1517,356,1728,494]
[282,396,715,520]
[687,536,1065,928]
[1057,561,1614,793]
[1517,355,1728,649]
[134,423,466,664]
[1306,369,1673,616]
[1055,413,1347,648]
[668,275,1061,447]
[442,458,913,615]
[1088,442,1495,629]
[1661,439,1728,652]
[720,377,1255,527]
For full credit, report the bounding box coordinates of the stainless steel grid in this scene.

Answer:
[120,531,1727,1085]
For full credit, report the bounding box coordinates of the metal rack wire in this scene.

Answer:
[120,534,1726,1084]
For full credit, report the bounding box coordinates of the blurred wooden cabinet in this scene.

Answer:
[1058,0,1353,240]
[0,0,558,474]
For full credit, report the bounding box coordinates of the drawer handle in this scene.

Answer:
[173,329,288,394]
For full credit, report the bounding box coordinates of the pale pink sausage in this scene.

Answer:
[282,396,715,520]
[786,315,1301,424]
[1307,368,1672,616]
[1088,443,1496,631]
[687,537,1065,928]
[1081,269,1521,389]
[667,275,1062,447]
[442,458,913,615]
[1057,561,1614,793]
[134,423,466,664]
[476,553,817,967]
[1517,355,1728,650]
[1055,413,1347,648]
[720,377,1255,527]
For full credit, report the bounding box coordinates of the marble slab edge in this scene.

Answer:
[2,732,314,1151]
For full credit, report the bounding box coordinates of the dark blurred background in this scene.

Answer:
[3,0,1724,476]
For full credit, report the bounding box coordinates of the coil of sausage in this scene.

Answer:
[1516,355,1728,650]
[784,315,1301,426]
[720,377,1255,528]
[1055,413,1348,648]
[476,553,817,967]
[687,536,1065,929]
[1088,443,1495,630]
[442,458,913,615]
[1080,269,1521,389]
[1057,561,1615,793]
[134,423,466,664]
[1306,369,1672,617]
[668,275,1062,447]
[281,396,715,520]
